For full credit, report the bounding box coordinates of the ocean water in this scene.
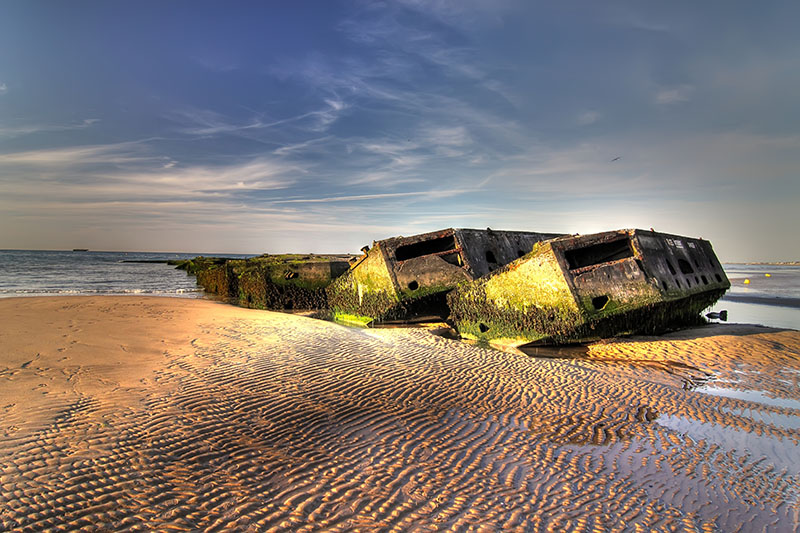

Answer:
[707,263,800,331]
[0,249,250,299]
[0,251,797,330]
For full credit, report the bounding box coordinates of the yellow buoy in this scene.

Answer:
[744,279,750,284]
[765,273,771,277]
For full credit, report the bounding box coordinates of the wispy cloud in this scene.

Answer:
[395,0,513,30]
[0,138,298,201]
[272,136,335,157]
[0,140,154,166]
[309,98,348,132]
[171,98,347,139]
[654,85,693,104]
[577,110,602,125]
[273,187,477,204]
[0,118,100,139]
[0,82,7,95]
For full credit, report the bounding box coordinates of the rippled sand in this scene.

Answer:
[1,296,798,532]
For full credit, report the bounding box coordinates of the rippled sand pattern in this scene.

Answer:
[1,297,799,531]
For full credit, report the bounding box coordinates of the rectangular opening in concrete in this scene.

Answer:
[395,235,457,261]
[565,238,634,270]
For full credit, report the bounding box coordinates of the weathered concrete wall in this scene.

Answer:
[327,228,563,324]
[455,229,563,277]
[448,229,730,346]
[179,255,354,311]
[326,244,401,325]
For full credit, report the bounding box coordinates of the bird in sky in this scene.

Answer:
[610,156,622,162]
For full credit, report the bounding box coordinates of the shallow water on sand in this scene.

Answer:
[711,264,800,330]
[1,299,798,531]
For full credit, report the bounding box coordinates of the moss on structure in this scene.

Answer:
[181,254,348,311]
[326,269,400,322]
[327,245,402,322]
[326,244,456,324]
[332,312,375,327]
[448,242,725,345]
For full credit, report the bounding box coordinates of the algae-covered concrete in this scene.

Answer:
[177,254,354,311]
[327,228,563,325]
[448,229,730,346]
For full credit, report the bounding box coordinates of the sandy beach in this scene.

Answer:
[1,296,798,531]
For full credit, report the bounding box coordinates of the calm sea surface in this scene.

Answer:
[0,251,797,330]
[709,263,800,330]
[0,250,251,299]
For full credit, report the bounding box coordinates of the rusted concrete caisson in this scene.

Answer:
[447,229,730,347]
[326,228,563,325]
[178,254,354,310]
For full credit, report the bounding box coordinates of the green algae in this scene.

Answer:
[180,254,350,311]
[326,245,403,322]
[332,313,374,327]
[448,241,726,345]
[326,244,457,324]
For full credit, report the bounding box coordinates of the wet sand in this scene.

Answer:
[1,296,798,532]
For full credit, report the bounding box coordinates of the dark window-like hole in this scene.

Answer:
[285,300,294,310]
[666,260,676,275]
[479,323,490,333]
[486,250,497,264]
[662,280,669,290]
[441,252,462,266]
[678,259,694,274]
[517,249,526,258]
[695,276,700,284]
[675,279,682,288]
[715,274,723,283]
[565,238,634,270]
[407,280,419,291]
[686,278,692,287]
[395,235,456,261]
[701,275,708,285]
[592,295,610,310]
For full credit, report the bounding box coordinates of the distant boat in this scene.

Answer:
[72,248,89,252]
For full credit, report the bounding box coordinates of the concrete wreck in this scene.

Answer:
[177,254,354,311]
[326,228,563,325]
[447,229,730,347]
[177,227,730,346]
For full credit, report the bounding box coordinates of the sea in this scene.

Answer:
[0,250,797,331]
[0,249,251,299]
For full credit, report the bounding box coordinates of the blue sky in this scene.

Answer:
[1,1,798,261]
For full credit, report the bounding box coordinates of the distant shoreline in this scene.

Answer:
[721,294,800,309]
[726,261,800,266]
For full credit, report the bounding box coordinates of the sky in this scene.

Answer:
[0,1,798,261]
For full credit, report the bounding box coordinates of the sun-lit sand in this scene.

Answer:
[1,296,798,531]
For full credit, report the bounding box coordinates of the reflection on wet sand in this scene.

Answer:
[0,297,798,531]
